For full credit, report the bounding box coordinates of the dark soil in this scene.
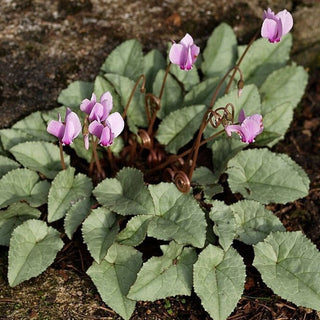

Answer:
[0,1,320,319]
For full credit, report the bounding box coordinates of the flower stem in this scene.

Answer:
[59,142,66,170]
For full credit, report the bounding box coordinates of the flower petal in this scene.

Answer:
[80,93,97,114]
[100,126,114,146]
[276,9,293,35]
[47,120,65,140]
[225,124,242,138]
[180,33,194,47]
[89,120,104,138]
[238,109,246,123]
[261,18,279,42]
[107,112,125,138]
[169,43,186,66]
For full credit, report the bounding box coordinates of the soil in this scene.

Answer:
[0,0,320,320]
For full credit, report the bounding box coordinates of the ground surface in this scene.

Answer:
[0,0,320,319]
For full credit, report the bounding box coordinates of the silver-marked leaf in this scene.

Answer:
[8,219,63,287]
[0,168,49,209]
[0,203,41,246]
[64,197,92,239]
[93,167,154,216]
[260,65,308,113]
[255,102,293,147]
[254,231,320,310]
[183,76,224,107]
[101,39,144,81]
[156,104,206,153]
[82,207,119,263]
[10,141,70,179]
[87,243,142,320]
[128,241,197,301]
[152,70,183,119]
[229,200,285,245]
[58,81,94,108]
[0,112,54,151]
[211,135,245,179]
[227,149,310,204]
[0,155,20,178]
[238,34,292,87]
[194,245,245,320]
[201,23,238,78]
[48,167,93,222]
[147,183,206,248]
[209,200,236,251]
[170,63,200,91]
[143,49,166,93]
[192,167,223,199]
[104,73,147,133]
[116,215,151,247]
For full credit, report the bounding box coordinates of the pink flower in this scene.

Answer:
[261,8,293,43]
[80,91,113,122]
[225,110,263,144]
[47,108,81,145]
[89,112,124,147]
[169,33,200,70]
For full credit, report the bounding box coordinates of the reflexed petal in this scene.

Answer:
[89,103,105,122]
[276,9,293,35]
[191,44,200,63]
[66,110,82,137]
[180,33,194,47]
[263,8,275,20]
[89,120,104,138]
[62,120,75,145]
[47,120,65,140]
[107,112,125,138]
[225,124,242,137]
[261,18,278,41]
[100,91,113,120]
[100,126,114,146]
[84,134,89,150]
[169,43,185,66]
[80,93,97,114]
[238,109,246,123]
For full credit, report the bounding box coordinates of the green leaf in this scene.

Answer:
[253,231,320,310]
[260,65,308,113]
[211,136,245,179]
[201,23,238,78]
[170,63,200,91]
[156,104,206,153]
[227,149,310,204]
[238,34,292,87]
[69,132,94,163]
[211,200,285,246]
[93,75,123,114]
[104,73,147,132]
[0,168,49,209]
[93,167,154,216]
[143,49,166,93]
[183,76,223,107]
[64,197,92,239]
[87,243,142,320]
[192,167,223,199]
[0,155,20,178]
[10,141,70,179]
[204,84,261,142]
[193,245,246,320]
[208,200,236,250]
[116,215,151,247]
[255,102,293,147]
[8,219,64,287]
[101,39,144,81]
[57,81,94,108]
[0,111,55,151]
[152,70,183,119]
[147,183,206,248]
[128,241,197,301]
[0,203,41,246]
[48,167,93,222]
[82,207,119,263]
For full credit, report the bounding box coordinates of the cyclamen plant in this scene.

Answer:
[0,7,317,320]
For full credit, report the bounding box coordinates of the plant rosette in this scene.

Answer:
[1,7,317,320]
